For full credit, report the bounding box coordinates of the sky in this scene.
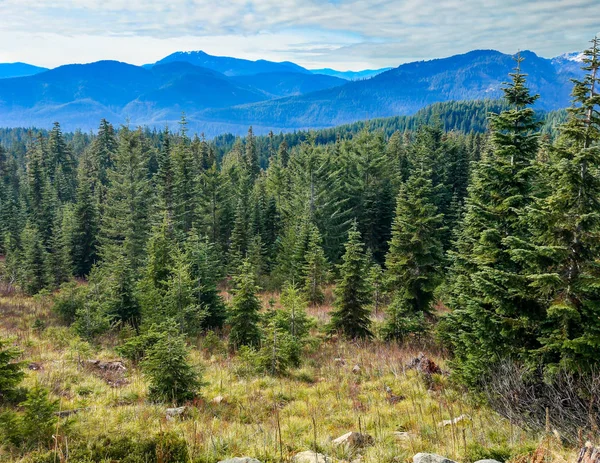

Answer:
[0,0,599,71]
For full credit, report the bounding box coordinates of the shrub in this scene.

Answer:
[142,330,201,404]
[52,281,86,325]
[0,385,58,450]
[0,337,25,403]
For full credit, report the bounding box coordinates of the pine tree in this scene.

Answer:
[184,231,226,330]
[0,337,25,402]
[19,222,50,295]
[48,205,73,287]
[71,154,99,277]
[163,249,206,335]
[143,328,201,404]
[156,126,175,222]
[445,56,543,384]
[228,259,262,348]
[99,127,151,272]
[245,126,260,179]
[328,222,372,338]
[526,38,600,372]
[302,223,328,304]
[89,119,117,204]
[384,157,444,341]
[47,122,76,203]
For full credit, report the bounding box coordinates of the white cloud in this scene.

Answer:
[0,0,598,69]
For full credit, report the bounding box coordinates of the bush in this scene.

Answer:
[66,432,188,463]
[0,385,58,450]
[481,361,600,443]
[0,337,25,403]
[52,281,86,325]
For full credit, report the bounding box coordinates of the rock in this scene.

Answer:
[212,395,226,404]
[438,414,471,427]
[82,359,126,371]
[218,458,262,463]
[332,431,374,448]
[165,406,186,420]
[393,431,415,441]
[413,453,457,463]
[28,362,43,371]
[474,460,503,463]
[54,408,88,418]
[352,365,361,374]
[293,450,332,463]
[407,354,441,375]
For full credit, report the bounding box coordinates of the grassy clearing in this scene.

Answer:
[0,288,572,463]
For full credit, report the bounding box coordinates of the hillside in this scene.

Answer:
[200,50,581,130]
[0,49,584,135]
[0,62,48,79]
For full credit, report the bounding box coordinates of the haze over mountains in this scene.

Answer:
[0,49,584,136]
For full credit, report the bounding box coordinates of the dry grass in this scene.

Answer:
[0,288,575,463]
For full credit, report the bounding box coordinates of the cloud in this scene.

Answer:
[0,0,598,69]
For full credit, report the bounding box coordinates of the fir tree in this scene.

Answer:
[445,56,543,385]
[384,157,444,341]
[19,222,50,295]
[0,337,25,403]
[228,259,262,348]
[302,223,328,304]
[184,231,227,330]
[328,222,372,338]
[527,38,600,371]
[143,328,201,404]
[71,154,99,276]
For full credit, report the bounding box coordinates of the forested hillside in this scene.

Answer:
[0,41,599,463]
[0,49,583,135]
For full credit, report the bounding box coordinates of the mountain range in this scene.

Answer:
[0,49,584,136]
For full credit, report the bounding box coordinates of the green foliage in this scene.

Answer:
[445,56,544,385]
[52,281,86,325]
[228,259,263,348]
[142,328,201,404]
[0,385,58,449]
[0,337,25,403]
[328,222,373,338]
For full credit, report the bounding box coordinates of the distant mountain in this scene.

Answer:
[311,68,392,80]
[199,50,583,130]
[147,51,310,76]
[230,72,346,97]
[0,49,585,135]
[0,62,48,79]
[0,59,344,131]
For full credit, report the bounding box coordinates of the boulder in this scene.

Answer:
[393,431,415,441]
[352,365,361,374]
[212,395,226,404]
[165,406,186,420]
[293,450,332,463]
[413,453,457,463]
[218,458,262,463]
[332,431,374,448]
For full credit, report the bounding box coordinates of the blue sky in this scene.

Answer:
[0,0,598,70]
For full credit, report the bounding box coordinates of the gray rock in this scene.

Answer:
[393,431,416,441]
[293,450,332,463]
[218,458,262,463]
[413,453,457,463]
[474,460,503,463]
[332,431,374,448]
[165,406,186,420]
